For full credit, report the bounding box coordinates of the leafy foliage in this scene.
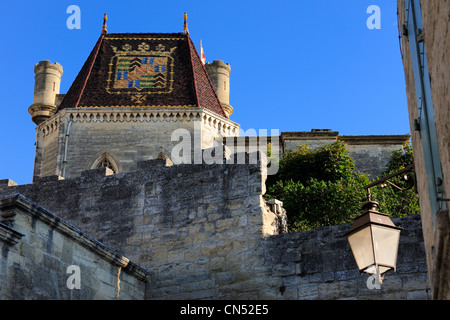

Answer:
[264,141,419,232]
[369,143,419,217]
[271,141,356,184]
[265,141,369,231]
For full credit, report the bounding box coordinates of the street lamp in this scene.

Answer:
[345,200,402,285]
[345,165,414,286]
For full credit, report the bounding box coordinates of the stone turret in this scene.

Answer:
[205,60,232,117]
[29,60,63,125]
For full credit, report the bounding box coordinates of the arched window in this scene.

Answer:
[92,153,118,174]
[156,151,173,166]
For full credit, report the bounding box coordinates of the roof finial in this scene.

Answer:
[183,12,189,34]
[102,13,108,33]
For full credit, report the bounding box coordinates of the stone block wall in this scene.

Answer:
[32,115,62,179]
[282,131,410,179]
[397,0,450,299]
[0,152,285,299]
[260,214,429,300]
[282,130,339,152]
[0,194,149,300]
[222,130,410,179]
[33,108,240,181]
[0,152,429,300]
[339,136,409,179]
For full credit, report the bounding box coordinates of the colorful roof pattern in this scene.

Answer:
[57,32,226,118]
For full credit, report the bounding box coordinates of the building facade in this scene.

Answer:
[397,0,450,299]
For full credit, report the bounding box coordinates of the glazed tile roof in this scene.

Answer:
[57,32,226,118]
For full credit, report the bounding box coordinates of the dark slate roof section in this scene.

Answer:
[187,34,226,117]
[57,32,227,118]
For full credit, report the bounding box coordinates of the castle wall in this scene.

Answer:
[221,130,410,179]
[0,152,429,300]
[32,115,62,179]
[282,131,410,179]
[261,214,429,300]
[33,108,239,180]
[33,107,408,183]
[61,109,197,177]
[40,119,61,177]
[0,154,285,299]
[0,194,149,300]
[339,135,411,179]
[282,130,339,152]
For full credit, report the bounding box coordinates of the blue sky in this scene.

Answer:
[0,0,410,185]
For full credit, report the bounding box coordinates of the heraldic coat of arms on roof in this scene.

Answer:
[107,42,177,99]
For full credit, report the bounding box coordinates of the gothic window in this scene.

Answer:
[97,158,114,172]
[93,154,118,174]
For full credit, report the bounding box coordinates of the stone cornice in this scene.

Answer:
[38,107,240,136]
[0,193,151,282]
[338,134,411,145]
[0,221,24,245]
[281,130,339,141]
[279,130,410,145]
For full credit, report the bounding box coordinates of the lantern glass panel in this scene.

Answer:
[372,225,401,271]
[347,226,374,272]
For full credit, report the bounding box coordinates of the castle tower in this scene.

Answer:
[29,17,240,181]
[28,61,63,125]
[205,60,233,117]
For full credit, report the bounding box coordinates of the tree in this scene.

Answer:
[265,141,369,232]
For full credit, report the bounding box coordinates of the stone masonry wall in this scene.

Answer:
[344,142,403,179]
[0,152,284,299]
[282,131,410,179]
[261,214,429,300]
[398,0,450,299]
[0,151,429,299]
[419,0,450,300]
[0,194,148,300]
[34,108,239,180]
